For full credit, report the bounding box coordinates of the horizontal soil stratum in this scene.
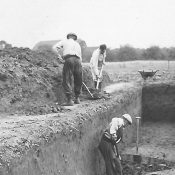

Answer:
[0,82,142,175]
[0,46,175,175]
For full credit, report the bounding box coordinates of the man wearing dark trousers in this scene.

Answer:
[53,33,82,106]
[98,114,133,175]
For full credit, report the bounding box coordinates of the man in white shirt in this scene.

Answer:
[53,33,82,106]
[98,114,133,175]
[90,44,107,90]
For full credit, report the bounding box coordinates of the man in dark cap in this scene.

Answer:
[53,33,82,106]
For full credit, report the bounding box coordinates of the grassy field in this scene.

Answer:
[104,60,175,73]
[102,60,175,82]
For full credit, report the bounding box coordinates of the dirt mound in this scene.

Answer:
[0,47,111,116]
[0,47,64,116]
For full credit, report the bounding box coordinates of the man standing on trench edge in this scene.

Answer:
[98,114,132,175]
[90,44,107,91]
[53,33,82,106]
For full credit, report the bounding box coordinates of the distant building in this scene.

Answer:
[32,39,101,62]
[33,39,87,55]
[0,41,6,50]
[0,41,12,50]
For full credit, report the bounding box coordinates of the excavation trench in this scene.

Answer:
[122,81,175,175]
[0,82,175,175]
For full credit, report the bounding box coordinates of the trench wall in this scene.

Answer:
[0,84,142,175]
[142,82,175,122]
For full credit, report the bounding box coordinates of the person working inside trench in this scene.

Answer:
[98,114,133,175]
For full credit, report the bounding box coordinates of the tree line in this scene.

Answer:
[1,40,175,63]
[82,45,175,62]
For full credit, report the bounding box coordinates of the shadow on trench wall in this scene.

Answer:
[7,85,142,175]
[142,82,175,122]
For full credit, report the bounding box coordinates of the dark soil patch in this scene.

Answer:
[0,47,111,116]
[142,82,175,122]
[122,157,175,175]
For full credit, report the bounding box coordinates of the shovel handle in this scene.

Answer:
[96,65,104,89]
[136,117,141,154]
[82,82,94,98]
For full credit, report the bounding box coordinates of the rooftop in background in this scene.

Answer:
[33,39,87,52]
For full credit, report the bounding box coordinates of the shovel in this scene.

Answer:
[82,65,104,100]
[133,116,142,163]
[83,82,104,100]
[96,65,104,90]
[82,82,94,98]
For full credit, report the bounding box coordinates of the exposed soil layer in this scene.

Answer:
[0,54,175,175]
[0,47,111,116]
[142,82,175,122]
[121,155,175,175]
[0,83,142,175]
[145,168,175,175]
[122,81,175,175]
[123,122,175,174]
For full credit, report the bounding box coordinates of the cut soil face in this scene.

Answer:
[139,122,175,161]
[122,82,175,175]
[0,50,175,175]
[142,82,175,122]
[122,122,175,174]
[0,47,111,116]
[122,123,175,175]
[0,82,142,175]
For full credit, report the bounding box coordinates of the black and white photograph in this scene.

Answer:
[0,0,175,174]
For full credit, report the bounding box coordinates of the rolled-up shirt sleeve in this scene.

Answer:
[110,118,119,135]
[109,118,124,135]
[53,41,64,52]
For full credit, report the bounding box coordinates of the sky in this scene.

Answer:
[0,0,175,49]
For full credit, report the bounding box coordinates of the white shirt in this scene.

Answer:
[109,118,124,135]
[90,48,106,80]
[53,39,82,61]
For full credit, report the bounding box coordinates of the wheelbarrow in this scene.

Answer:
[138,70,159,80]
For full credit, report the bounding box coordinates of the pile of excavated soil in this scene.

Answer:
[0,82,141,175]
[0,47,111,116]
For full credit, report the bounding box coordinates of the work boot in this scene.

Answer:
[64,95,74,106]
[67,98,74,106]
[74,96,80,104]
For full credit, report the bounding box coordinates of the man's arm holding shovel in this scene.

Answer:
[53,43,65,64]
[57,53,65,64]
[111,133,122,160]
